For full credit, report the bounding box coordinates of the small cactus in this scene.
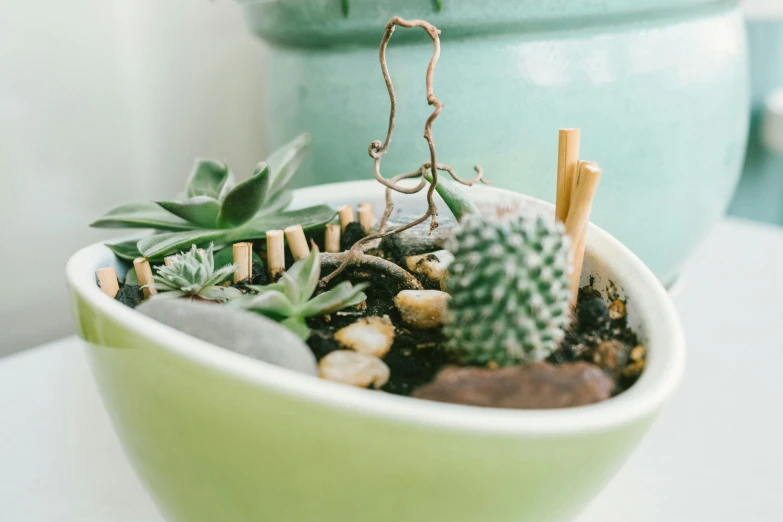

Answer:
[443,212,573,366]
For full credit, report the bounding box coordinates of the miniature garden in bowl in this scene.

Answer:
[67,18,685,522]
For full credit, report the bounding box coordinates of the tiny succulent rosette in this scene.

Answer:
[91,133,336,260]
[228,246,368,339]
[443,211,573,366]
[152,244,241,302]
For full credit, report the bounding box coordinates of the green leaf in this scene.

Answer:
[281,315,311,339]
[245,205,336,234]
[138,229,231,259]
[266,133,311,197]
[288,246,320,303]
[157,196,221,229]
[300,282,368,317]
[217,164,270,228]
[91,201,196,231]
[198,286,242,302]
[105,239,143,262]
[228,290,295,318]
[186,159,234,199]
[256,189,293,216]
[423,170,481,221]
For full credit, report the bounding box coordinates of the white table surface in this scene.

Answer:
[2,217,782,522]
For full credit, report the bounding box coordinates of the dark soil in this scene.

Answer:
[547,286,643,395]
[341,222,366,251]
[115,284,143,309]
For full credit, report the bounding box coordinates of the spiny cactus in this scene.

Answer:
[152,244,241,302]
[443,212,573,366]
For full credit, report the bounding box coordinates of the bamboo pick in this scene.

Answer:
[266,230,285,279]
[357,203,374,233]
[555,128,581,224]
[324,223,341,253]
[565,161,602,303]
[338,205,354,231]
[285,224,310,261]
[96,267,119,298]
[133,257,157,298]
[233,242,252,283]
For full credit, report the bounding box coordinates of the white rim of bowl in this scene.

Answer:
[67,181,685,436]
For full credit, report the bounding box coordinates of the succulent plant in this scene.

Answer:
[91,133,336,260]
[228,246,368,339]
[151,244,241,302]
[443,212,573,366]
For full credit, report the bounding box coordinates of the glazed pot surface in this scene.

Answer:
[242,0,749,285]
[67,181,684,522]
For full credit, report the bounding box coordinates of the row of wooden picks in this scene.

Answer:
[95,203,377,300]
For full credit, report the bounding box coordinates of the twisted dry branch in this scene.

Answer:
[319,16,487,287]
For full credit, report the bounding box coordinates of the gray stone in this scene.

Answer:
[137,299,317,376]
[379,212,457,258]
[413,362,614,409]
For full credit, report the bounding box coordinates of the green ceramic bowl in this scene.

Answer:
[67,181,685,522]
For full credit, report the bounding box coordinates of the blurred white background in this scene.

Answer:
[0,0,780,356]
[0,0,266,355]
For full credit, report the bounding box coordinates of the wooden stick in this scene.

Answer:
[324,223,341,253]
[266,230,285,279]
[357,203,374,233]
[285,224,310,261]
[96,267,119,298]
[555,129,581,224]
[338,205,354,231]
[133,257,157,298]
[233,242,252,283]
[565,161,602,303]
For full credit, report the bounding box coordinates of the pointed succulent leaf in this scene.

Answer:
[151,290,187,300]
[423,170,481,221]
[228,290,295,318]
[186,158,234,199]
[157,196,221,228]
[138,230,231,259]
[280,315,311,340]
[91,201,195,231]
[249,282,287,294]
[256,189,293,216]
[105,239,144,262]
[204,263,239,288]
[299,282,368,317]
[245,205,337,234]
[216,164,270,228]
[266,133,311,197]
[285,246,320,303]
[198,286,242,302]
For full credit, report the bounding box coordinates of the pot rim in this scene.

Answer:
[67,180,685,436]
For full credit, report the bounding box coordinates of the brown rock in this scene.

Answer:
[592,340,630,376]
[608,299,627,320]
[412,362,614,409]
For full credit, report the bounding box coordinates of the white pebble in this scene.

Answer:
[393,289,451,330]
[334,316,395,358]
[404,250,455,284]
[318,350,390,389]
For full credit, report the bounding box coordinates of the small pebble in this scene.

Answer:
[404,250,454,288]
[318,350,390,389]
[393,289,450,330]
[622,360,646,378]
[629,344,646,362]
[592,340,629,376]
[334,316,395,358]
[608,299,627,320]
[577,296,609,327]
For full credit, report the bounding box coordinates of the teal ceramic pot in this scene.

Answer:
[728,19,783,225]
[239,0,749,285]
[67,181,685,522]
